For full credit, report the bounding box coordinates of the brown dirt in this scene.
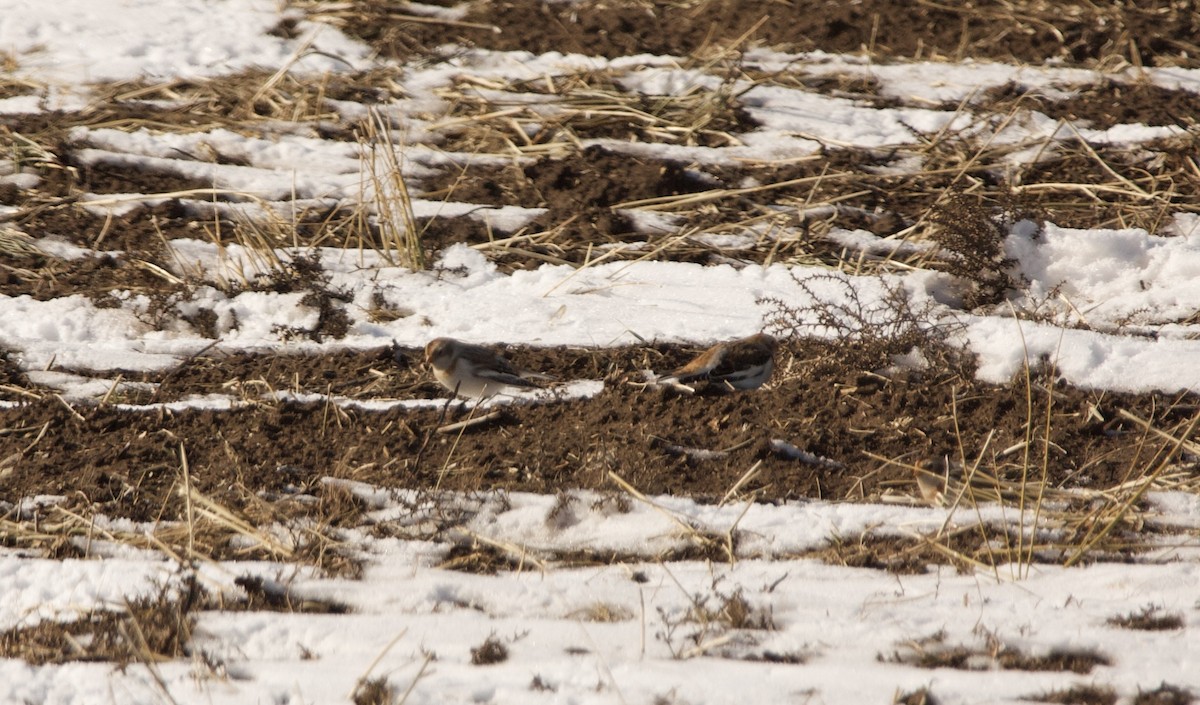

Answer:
[334,0,1200,68]
[0,337,1193,526]
[981,80,1200,130]
[54,155,218,197]
[0,252,180,302]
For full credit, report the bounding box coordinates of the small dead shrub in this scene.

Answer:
[1031,684,1118,705]
[928,195,1029,309]
[885,631,1109,674]
[352,676,397,705]
[760,271,968,377]
[265,253,354,342]
[182,306,220,338]
[367,291,413,323]
[470,634,509,665]
[0,575,203,665]
[657,586,775,659]
[739,649,808,665]
[813,532,932,575]
[894,688,939,705]
[1009,649,1111,674]
[1132,684,1195,705]
[590,491,631,515]
[652,691,690,705]
[131,283,202,332]
[544,491,579,530]
[1106,605,1185,631]
[568,602,633,623]
[713,589,775,631]
[438,541,520,574]
[225,574,350,614]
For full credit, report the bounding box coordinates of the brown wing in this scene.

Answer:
[661,342,728,382]
[710,335,775,377]
[460,342,544,387]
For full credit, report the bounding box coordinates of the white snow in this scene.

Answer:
[0,0,370,88]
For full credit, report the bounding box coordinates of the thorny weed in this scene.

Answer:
[760,271,970,378]
[927,194,1029,310]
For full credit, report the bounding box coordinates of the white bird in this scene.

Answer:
[657,333,778,391]
[424,337,545,399]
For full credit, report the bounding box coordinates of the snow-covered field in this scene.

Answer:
[2,1,1199,703]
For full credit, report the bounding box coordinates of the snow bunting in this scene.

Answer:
[913,457,949,507]
[424,337,545,399]
[657,333,778,391]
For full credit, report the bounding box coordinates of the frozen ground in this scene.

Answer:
[1,1,1199,704]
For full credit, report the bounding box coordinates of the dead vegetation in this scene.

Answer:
[431,65,756,155]
[224,574,351,614]
[885,629,1110,674]
[0,0,1198,667]
[2,337,1198,578]
[894,688,939,705]
[0,576,202,665]
[0,444,366,579]
[927,194,1023,309]
[866,364,1200,577]
[85,67,407,137]
[1133,684,1196,705]
[308,0,1200,68]
[8,22,1200,290]
[469,634,509,665]
[760,271,969,378]
[352,677,400,705]
[657,583,777,660]
[1030,684,1119,705]
[1107,605,1186,632]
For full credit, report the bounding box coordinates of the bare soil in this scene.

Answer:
[0,338,1193,527]
[337,0,1200,68]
